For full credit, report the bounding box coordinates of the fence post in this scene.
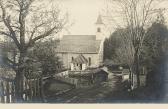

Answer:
[9,82,12,103]
[6,81,10,103]
[33,79,37,101]
[39,77,45,102]
[11,81,15,103]
[29,80,32,101]
[0,81,1,103]
[36,78,40,100]
[1,81,5,103]
[0,81,4,103]
[24,79,27,101]
[26,79,30,101]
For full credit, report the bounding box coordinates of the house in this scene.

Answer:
[56,15,105,71]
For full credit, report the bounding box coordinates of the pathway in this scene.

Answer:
[46,71,127,103]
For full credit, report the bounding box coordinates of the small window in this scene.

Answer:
[88,57,91,66]
[72,57,74,61]
[97,28,101,32]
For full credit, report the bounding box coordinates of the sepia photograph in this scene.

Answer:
[0,0,168,104]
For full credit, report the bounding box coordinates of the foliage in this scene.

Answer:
[105,0,166,88]
[104,20,168,90]
[29,39,63,76]
[141,22,168,90]
[0,0,68,100]
[104,27,144,66]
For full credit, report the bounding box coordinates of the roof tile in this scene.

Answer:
[56,35,101,53]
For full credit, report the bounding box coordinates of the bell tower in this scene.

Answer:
[95,15,105,41]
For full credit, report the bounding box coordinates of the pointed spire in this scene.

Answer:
[95,14,103,24]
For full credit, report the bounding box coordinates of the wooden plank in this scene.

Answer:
[36,79,40,99]
[25,79,29,101]
[6,81,10,103]
[29,80,32,101]
[33,79,36,100]
[11,81,15,103]
[1,81,5,103]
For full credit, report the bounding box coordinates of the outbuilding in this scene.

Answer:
[69,68,108,86]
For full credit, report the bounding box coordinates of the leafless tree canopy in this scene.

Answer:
[0,0,69,100]
[0,0,68,50]
[105,0,166,64]
[0,0,69,69]
[104,0,167,88]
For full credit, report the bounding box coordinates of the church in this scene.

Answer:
[56,15,105,71]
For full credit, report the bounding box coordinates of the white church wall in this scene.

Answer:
[98,40,105,66]
[57,53,100,69]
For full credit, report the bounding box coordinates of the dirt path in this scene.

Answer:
[46,73,127,103]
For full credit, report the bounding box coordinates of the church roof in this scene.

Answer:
[95,15,103,24]
[56,35,101,54]
[72,54,88,64]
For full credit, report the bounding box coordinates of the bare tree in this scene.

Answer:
[0,0,68,101]
[105,0,166,88]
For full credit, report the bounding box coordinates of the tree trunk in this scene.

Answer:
[136,54,140,87]
[15,51,26,102]
[131,52,140,89]
[15,69,24,102]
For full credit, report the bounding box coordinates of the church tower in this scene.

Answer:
[95,15,105,66]
[95,15,105,41]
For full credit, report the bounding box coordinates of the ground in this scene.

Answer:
[44,70,166,103]
[45,73,123,103]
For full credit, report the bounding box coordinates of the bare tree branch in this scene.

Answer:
[33,27,59,41]
[0,1,21,50]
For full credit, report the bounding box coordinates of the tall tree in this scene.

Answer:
[106,0,166,88]
[0,0,68,101]
[104,28,135,67]
[142,20,168,93]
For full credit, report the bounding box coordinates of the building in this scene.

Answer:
[69,69,108,87]
[56,15,105,70]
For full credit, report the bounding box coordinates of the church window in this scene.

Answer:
[88,57,91,66]
[97,27,101,32]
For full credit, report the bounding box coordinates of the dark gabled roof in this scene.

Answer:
[56,35,101,54]
[72,54,88,64]
[62,35,96,40]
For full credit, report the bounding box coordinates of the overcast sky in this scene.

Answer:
[55,0,168,36]
[56,0,106,35]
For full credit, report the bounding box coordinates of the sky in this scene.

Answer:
[54,0,168,36]
[0,0,167,40]
[56,0,106,35]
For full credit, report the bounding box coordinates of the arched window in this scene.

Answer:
[88,57,91,66]
[97,27,101,32]
[72,57,74,61]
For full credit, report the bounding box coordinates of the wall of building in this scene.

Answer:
[98,40,104,66]
[57,53,100,69]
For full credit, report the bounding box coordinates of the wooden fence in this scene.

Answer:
[0,77,42,103]
[0,78,15,103]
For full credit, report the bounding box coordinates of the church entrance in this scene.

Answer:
[70,54,88,71]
